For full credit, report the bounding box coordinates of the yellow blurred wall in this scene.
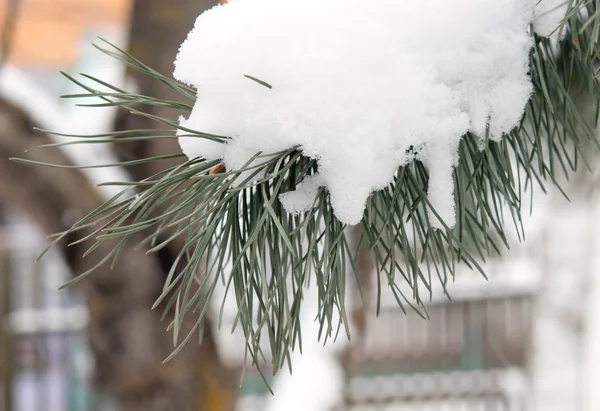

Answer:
[0,0,131,68]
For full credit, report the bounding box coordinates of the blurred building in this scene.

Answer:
[0,212,110,411]
[0,1,130,411]
[0,0,130,68]
[335,184,594,411]
[341,258,538,410]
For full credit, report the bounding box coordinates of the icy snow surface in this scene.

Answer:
[175,0,562,228]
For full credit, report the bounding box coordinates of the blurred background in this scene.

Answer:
[0,1,599,411]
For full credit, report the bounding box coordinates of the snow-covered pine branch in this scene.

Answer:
[175,0,569,229]
[24,0,600,384]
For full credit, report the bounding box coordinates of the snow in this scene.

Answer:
[174,0,566,228]
[533,0,570,39]
[278,173,323,215]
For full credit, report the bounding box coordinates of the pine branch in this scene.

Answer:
[16,2,600,381]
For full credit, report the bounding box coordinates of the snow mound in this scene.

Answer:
[174,0,544,228]
[533,0,569,39]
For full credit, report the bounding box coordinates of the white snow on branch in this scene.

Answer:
[533,0,570,39]
[174,0,567,228]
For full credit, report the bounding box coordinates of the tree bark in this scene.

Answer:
[0,0,239,409]
[114,0,219,178]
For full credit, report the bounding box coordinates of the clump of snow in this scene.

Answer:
[279,173,324,215]
[533,0,570,39]
[175,0,540,228]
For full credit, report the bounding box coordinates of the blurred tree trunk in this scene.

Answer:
[104,1,239,410]
[0,0,239,410]
[114,0,219,178]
